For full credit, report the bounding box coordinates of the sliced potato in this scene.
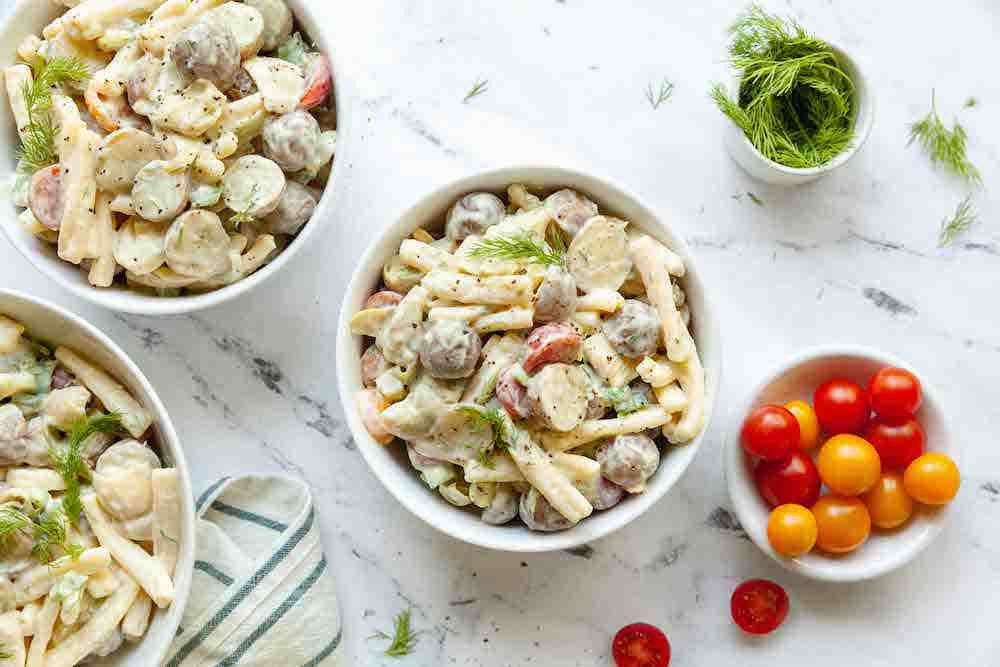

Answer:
[126,266,200,289]
[243,56,305,114]
[164,209,230,278]
[114,218,167,275]
[222,155,285,217]
[566,215,632,293]
[205,2,264,58]
[150,79,226,137]
[131,160,190,223]
[97,128,163,193]
[350,308,392,337]
[245,0,292,51]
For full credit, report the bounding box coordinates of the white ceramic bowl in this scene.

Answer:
[726,345,956,582]
[723,45,874,186]
[336,166,722,552]
[0,0,347,315]
[0,288,195,665]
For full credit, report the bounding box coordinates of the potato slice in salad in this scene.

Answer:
[164,209,231,278]
[566,216,632,293]
[97,128,163,193]
[150,79,227,137]
[222,155,285,217]
[115,218,167,275]
[205,2,264,59]
[131,160,190,223]
[243,56,305,114]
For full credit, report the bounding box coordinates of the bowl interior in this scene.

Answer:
[727,347,953,582]
[337,166,721,552]
[0,289,195,665]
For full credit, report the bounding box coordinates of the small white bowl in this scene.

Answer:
[336,165,722,552]
[726,345,956,582]
[0,288,195,665]
[723,45,874,186]
[0,0,348,316]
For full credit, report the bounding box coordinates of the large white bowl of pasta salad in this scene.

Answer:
[0,0,341,315]
[337,166,721,552]
[0,288,194,665]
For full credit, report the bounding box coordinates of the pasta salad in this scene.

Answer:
[4,0,336,295]
[351,184,706,532]
[0,315,180,665]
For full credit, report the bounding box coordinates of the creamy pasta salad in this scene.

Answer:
[4,0,336,295]
[0,316,180,665]
[351,184,706,532]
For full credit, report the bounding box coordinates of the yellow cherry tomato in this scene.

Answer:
[904,453,960,505]
[817,434,881,496]
[784,400,820,450]
[767,504,818,557]
[862,472,914,529]
[812,495,871,554]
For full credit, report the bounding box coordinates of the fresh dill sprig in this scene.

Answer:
[603,386,648,416]
[463,77,489,103]
[467,233,564,267]
[964,97,978,109]
[16,57,90,172]
[51,413,123,522]
[645,78,675,110]
[908,90,981,185]
[459,405,509,450]
[31,508,70,564]
[476,447,496,470]
[369,608,420,657]
[0,506,32,548]
[937,195,977,247]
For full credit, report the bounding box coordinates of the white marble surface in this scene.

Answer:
[3,0,1000,664]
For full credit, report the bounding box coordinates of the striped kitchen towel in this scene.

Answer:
[164,475,344,666]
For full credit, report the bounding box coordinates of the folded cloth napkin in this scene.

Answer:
[163,475,344,666]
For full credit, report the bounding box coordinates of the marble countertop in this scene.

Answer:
[2,0,1000,664]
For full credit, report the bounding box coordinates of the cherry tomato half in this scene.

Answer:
[767,504,818,557]
[814,379,870,435]
[754,451,821,508]
[730,580,789,635]
[864,415,925,470]
[817,434,881,496]
[868,367,922,419]
[904,453,961,505]
[784,400,820,450]
[741,405,800,461]
[612,623,671,667]
[862,472,914,529]
[812,495,871,554]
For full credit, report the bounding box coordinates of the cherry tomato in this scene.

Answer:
[903,453,960,505]
[754,451,821,508]
[862,472,914,529]
[784,400,820,450]
[868,367,922,418]
[612,623,671,667]
[767,504,818,557]
[816,434,881,496]
[730,580,789,635]
[740,405,800,461]
[523,323,582,373]
[864,415,925,469]
[814,378,869,434]
[812,495,871,554]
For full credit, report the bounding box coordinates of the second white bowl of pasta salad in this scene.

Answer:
[337,167,721,551]
[0,0,342,315]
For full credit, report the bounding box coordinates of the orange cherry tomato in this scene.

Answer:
[903,453,960,505]
[812,495,871,554]
[784,400,820,450]
[862,472,914,529]
[816,434,881,496]
[767,504,818,557]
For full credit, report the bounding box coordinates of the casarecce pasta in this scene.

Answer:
[0,315,181,664]
[4,0,336,296]
[352,184,707,532]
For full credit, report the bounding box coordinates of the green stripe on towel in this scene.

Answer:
[196,477,231,512]
[210,500,289,532]
[302,627,344,666]
[194,561,234,587]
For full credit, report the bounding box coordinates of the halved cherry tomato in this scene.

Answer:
[364,290,402,309]
[868,367,922,418]
[862,472,913,529]
[814,378,869,434]
[784,400,820,450]
[767,504,817,557]
[754,451,821,508]
[730,580,789,635]
[812,495,871,554]
[816,434,881,496]
[740,405,800,461]
[495,367,531,419]
[612,623,671,667]
[864,415,925,469]
[903,453,960,505]
[523,323,581,373]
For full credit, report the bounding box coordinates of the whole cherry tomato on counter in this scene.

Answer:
[730,580,789,635]
[812,495,871,554]
[741,405,800,461]
[862,472,914,529]
[767,504,818,557]
[816,434,881,496]
[754,451,821,508]
[904,453,961,505]
[612,623,671,667]
[868,367,922,418]
[814,379,869,434]
[864,415,925,469]
[784,400,820,450]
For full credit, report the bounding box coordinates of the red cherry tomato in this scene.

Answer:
[523,323,582,373]
[730,580,789,635]
[612,623,671,667]
[740,405,800,461]
[754,451,821,508]
[864,415,925,469]
[814,379,869,434]
[868,367,922,418]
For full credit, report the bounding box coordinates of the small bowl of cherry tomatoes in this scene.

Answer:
[726,345,960,582]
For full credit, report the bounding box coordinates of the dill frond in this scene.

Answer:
[908,91,981,185]
[370,608,420,657]
[467,233,564,267]
[0,506,32,548]
[51,413,123,522]
[463,77,488,103]
[645,78,675,109]
[31,508,69,564]
[937,195,977,247]
[458,405,508,450]
[16,57,89,172]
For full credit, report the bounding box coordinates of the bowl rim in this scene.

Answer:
[0,287,195,662]
[0,0,348,316]
[335,164,722,552]
[725,343,956,583]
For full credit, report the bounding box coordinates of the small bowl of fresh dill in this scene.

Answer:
[711,6,874,186]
